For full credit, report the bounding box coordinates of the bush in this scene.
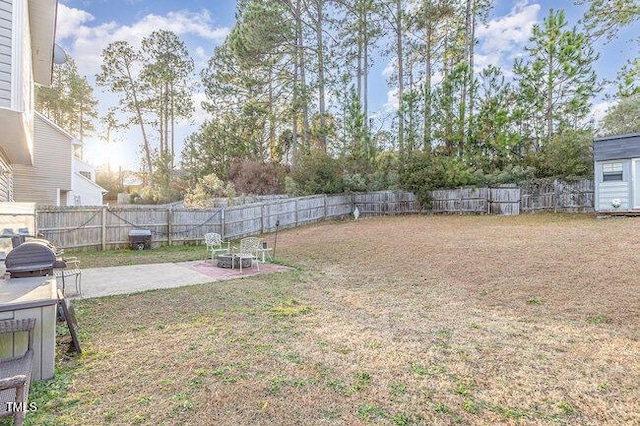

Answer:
[229,159,288,195]
[184,173,236,208]
[135,185,182,204]
[539,130,593,178]
[290,151,344,195]
[398,151,446,208]
[284,176,300,196]
[342,173,368,192]
[475,165,537,186]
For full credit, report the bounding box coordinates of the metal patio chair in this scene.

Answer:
[53,256,82,296]
[204,232,230,260]
[232,237,261,272]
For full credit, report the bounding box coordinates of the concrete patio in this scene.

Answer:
[75,260,290,299]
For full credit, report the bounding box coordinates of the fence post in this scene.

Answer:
[295,198,299,226]
[324,195,327,220]
[261,204,265,234]
[101,206,107,251]
[167,207,173,246]
[220,208,225,240]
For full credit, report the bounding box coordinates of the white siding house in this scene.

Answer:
[13,113,105,206]
[0,0,57,201]
[594,133,640,213]
[70,156,107,206]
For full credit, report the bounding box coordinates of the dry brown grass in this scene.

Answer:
[47,214,638,425]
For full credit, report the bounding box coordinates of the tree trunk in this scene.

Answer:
[269,70,277,162]
[357,10,363,109]
[292,7,300,169]
[126,66,154,187]
[546,51,553,147]
[396,0,404,154]
[467,0,476,150]
[171,84,175,169]
[315,0,327,153]
[297,0,310,151]
[423,4,432,151]
[363,5,369,125]
[165,82,170,158]
[408,58,415,152]
[79,98,84,143]
[459,0,472,157]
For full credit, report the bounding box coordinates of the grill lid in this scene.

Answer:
[5,240,57,277]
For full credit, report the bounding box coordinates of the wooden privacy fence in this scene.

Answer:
[37,191,418,251]
[35,180,593,251]
[431,179,594,215]
[432,186,521,215]
[520,179,594,213]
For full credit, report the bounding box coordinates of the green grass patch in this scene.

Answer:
[587,314,611,324]
[284,352,304,364]
[270,299,312,317]
[357,404,387,421]
[392,412,411,425]
[526,297,544,305]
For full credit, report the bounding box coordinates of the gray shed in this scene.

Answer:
[593,133,640,213]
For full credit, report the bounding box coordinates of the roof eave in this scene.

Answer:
[594,133,640,143]
[29,0,58,86]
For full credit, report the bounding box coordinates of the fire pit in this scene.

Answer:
[216,254,251,269]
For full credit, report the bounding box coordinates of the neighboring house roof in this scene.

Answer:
[35,112,74,140]
[74,171,108,194]
[123,174,144,187]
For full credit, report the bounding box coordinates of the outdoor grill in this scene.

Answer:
[5,240,61,278]
[129,229,152,250]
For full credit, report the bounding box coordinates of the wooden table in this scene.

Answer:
[0,276,57,380]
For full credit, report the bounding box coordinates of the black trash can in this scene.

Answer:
[129,229,152,250]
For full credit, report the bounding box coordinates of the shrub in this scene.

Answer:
[284,176,300,196]
[136,185,182,205]
[229,159,288,195]
[538,129,593,178]
[343,173,368,192]
[184,173,236,208]
[290,151,344,195]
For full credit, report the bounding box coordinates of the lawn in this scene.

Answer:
[26,214,639,425]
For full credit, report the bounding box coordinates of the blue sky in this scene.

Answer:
[56,0,639,170]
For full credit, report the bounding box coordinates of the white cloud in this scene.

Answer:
[475,1,540,70]
[590,99,615,123]
[56,5,230,76]
[382,61,395,78]
[382,88,399,114]
[193,46,211,71]
[194,46,208,62]
[56,5,95,40]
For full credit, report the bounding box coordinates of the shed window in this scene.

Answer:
[602,162,623,181]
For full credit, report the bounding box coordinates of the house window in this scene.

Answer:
[79,171,91,180]
[602,162,623,182]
